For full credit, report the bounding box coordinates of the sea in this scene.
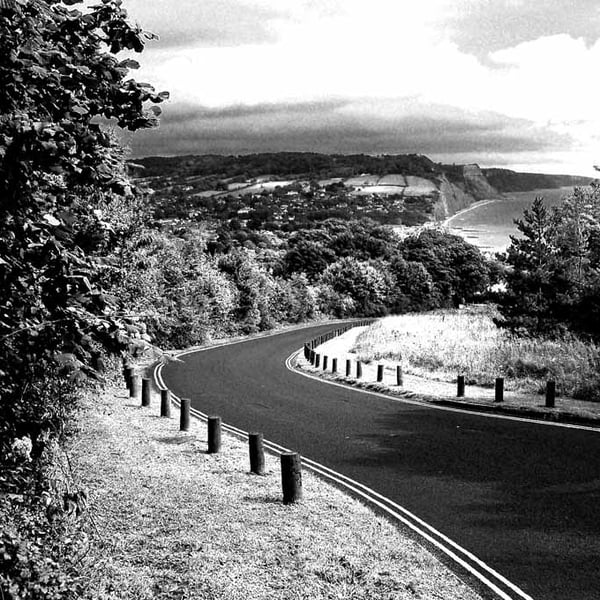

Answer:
[445,187,575,255]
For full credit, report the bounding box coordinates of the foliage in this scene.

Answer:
[321,257,389,316]
[0,0,167,444]
[497,185,600,338]
[399,229,490,307]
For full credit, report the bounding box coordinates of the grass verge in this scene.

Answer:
[68,381,484,600]
[351,306,600,399]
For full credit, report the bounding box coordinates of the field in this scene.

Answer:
[350,307,600,400]
[446,187,573,253]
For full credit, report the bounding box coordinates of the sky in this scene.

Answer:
[121,0,600,176]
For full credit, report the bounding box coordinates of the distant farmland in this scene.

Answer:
[446,187,573,254]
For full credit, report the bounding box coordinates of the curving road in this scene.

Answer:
[161,323,600,600]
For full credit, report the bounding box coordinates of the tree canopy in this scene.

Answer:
[497,185,600,338]
[0,0,167,443]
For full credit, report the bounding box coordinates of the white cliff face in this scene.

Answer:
[461,164,500,200]
[434,165,500,221]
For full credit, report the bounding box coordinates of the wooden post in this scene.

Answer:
[377,364,384,382]
[346,359,351,377]
[180,398,191,431]
[356,361,362,379]
[160,389,171,418]
[249,433,265,475]
[281,452,302,504]
[457,375,465,398]
[315,354,320,368]
[130,375,139,399]
[124,366,134,390]
[208,416,222,454]
[546,380,556,408]
[323,356,328,371]
[93,354,106,373]
[495,377,504,403]
[396,365,403,387]
[141,378,151,407]
[332,358,337,374]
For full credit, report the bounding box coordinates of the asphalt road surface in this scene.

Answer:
[161,323,600,600]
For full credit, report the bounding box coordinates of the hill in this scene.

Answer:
[129,153,592,228]
[482,168,590,192]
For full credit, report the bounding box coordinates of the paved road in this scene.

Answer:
[161,323,600,600]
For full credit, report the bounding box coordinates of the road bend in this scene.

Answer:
[161,323,600,600]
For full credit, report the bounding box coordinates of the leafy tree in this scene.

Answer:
[387,256,435,312]
[321,257,388,316]
[0,0,167,444]
[283,239,337,281]
[399,229,489,307]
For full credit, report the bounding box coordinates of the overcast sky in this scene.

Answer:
[121,0,600,175]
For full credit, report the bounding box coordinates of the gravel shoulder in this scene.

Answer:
[68,378,485,600]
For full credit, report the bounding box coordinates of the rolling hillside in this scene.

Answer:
[129,153,592,227]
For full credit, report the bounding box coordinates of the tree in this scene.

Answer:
[387,256,435,312]
[320,257,388,316]
[0,0,167,444]
[498,186,600,338]
[399,229,489,307]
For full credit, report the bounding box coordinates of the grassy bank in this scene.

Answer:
[351,306,600,399]
[67,382,483,599]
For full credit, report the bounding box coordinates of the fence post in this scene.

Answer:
[323,356,328,371]
[396,365,403,387]
[346,359,351,377]
[495,378,504,403]
[160,389,171,418]
[377,364,384,382]
[315,354,320,368]
[309,350,315,365]
[180,398,191,431]
[208,416,222,454]
[356,361,362,379]
[141,378,151,407]
[457,375,465,398]
[249,433,265,475]
[124,366,134,390]
[546,380,556,408]
[130,375,140,399]
[332,358,338,374]
[281,452,302,504]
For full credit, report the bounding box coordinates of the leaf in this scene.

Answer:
[118,58,140,70]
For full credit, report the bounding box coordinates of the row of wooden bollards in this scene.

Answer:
[306,329,559,408]
[123,365,302,504]
[305,348,405,388]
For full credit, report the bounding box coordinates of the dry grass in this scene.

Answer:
[350,307,600,398]
[68,383,483,600]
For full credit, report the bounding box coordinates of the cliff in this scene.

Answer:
[433,164,500,221]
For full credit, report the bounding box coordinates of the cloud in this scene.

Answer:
[121,1,600,174]
[129,99,572,160]
[444,0,600,59]
[125,0,283,49]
